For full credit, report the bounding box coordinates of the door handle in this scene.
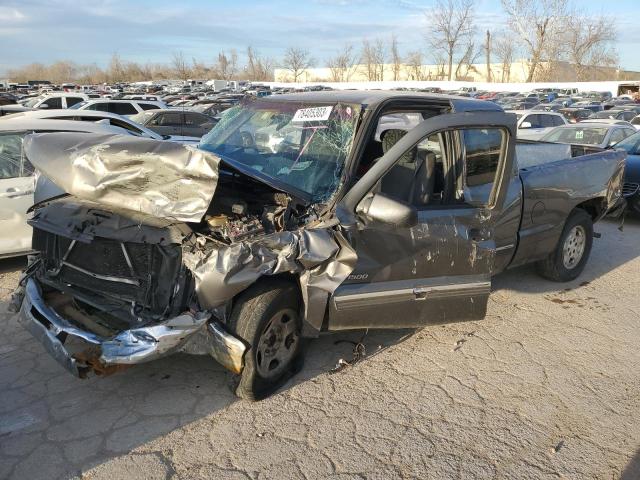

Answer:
[468,228,491,242]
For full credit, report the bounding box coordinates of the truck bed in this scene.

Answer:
[508,142,625,268]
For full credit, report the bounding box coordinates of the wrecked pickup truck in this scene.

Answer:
[16,91,625,399]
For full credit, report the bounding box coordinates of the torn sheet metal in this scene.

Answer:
[183,228,357,332]
[28,197,191,246]
[24,132,220,222]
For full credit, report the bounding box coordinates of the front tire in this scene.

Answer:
[536,209,593,282]
[228,279,302,401]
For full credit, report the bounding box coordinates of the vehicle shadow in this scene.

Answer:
[492,216,640,295]
[0,298,413,480]
[621,448,640,480]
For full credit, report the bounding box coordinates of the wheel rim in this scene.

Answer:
[562,225,586,269]
[255,308,299,379]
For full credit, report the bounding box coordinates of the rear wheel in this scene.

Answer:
[536,209,593,282]
[228,279,302,401]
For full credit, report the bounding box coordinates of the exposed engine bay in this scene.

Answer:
[194,169,313,245]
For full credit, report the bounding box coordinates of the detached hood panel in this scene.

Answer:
[24,133,220,222]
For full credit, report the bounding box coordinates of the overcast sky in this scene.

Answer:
[1,0,638,76]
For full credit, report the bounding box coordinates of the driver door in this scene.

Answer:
[329,112,516,330]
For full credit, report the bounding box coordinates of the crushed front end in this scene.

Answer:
[19,200,247,377]
[16,100,359,379]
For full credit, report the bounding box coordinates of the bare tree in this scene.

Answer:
[494,34,514,82]
[282,47,315,82]
[405,51,426,80]
[390,35,402,81]
[171,51,191,81]
[246,46,274,81]
[360,40,376,81]
[214,50,238,80]
[360,39,386,81]
[107,53,126,83]
[501,0,568,82]
[566,15,617,81]
[426,0,475,81]
[327,44,358,82]
[454,42,480,80]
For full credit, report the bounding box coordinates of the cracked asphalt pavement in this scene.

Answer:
[1,217,639,480]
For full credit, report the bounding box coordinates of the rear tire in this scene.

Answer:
[228,279,302,401]
[536,209,593,282]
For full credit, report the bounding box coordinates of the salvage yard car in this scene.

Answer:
[612,131,640,214]
[540,123,636,149]
[0,118,134,258]
[15,91,625,400]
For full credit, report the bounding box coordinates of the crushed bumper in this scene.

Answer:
[19,278,247,377]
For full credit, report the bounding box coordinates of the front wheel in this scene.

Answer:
[536,209,593,282]
[228,279,302,401]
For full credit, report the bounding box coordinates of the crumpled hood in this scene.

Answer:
[24,132,220,222]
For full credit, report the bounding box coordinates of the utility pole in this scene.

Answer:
[485,30,492,83]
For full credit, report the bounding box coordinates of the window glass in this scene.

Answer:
[614,132,640,155]
[109,103,137,115]
[538,115,556,128]
[93,103,110,112]
[200,102,360,201]
[551,115,565,126]
[0,133,26,179]
[608,129,626,145]
[525,114,542,128]
[461,128,503,207]
[66,97,84,107]
[42,97,62,109]
[110,118,143,135]
[139,103,159,111]
[185,113,206,126]
[158,113,183,126]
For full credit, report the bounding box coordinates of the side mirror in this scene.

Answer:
[520,121,532,129]
[356,192,418,228]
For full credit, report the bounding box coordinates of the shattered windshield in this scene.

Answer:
[199,100,361,202]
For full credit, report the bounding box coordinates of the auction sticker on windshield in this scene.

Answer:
[292,106,333,123]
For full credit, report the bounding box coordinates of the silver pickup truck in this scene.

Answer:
[15,91,625,399]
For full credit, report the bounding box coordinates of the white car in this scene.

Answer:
[0,118,130,258]
[20,93,90,110]
[70,99,167,116]
[2,109,200,144]
[508,110,568,140]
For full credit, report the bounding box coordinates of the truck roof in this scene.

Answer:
[267,90,504,113]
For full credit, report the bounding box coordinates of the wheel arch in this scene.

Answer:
[574,197,607,222]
